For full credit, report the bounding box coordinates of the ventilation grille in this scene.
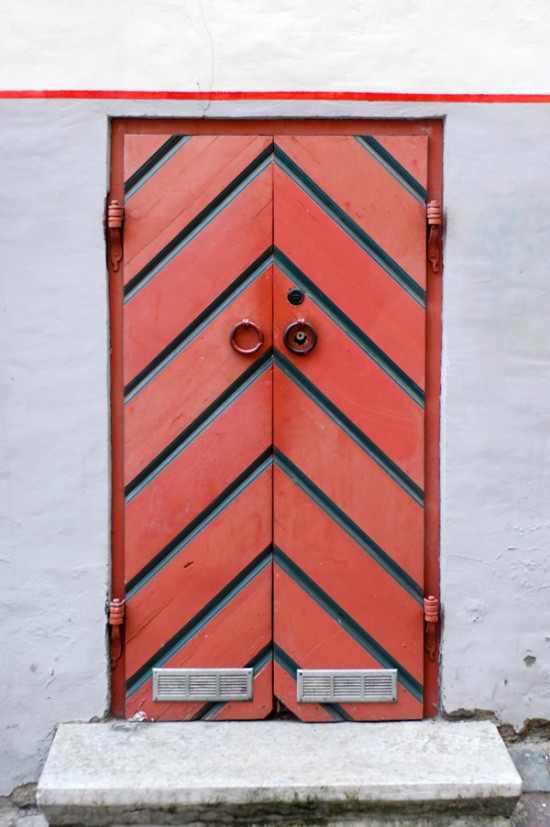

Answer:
[152,668,253,702]
[297,669,398,703]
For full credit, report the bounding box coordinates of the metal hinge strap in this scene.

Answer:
[107,199,124,272]
[108,597,125,668]
[427,200,442,273]
[423,595,440,662]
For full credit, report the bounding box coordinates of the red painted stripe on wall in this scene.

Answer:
[1,90,550,102]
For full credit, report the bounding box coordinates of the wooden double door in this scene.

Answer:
[110,120,441,722]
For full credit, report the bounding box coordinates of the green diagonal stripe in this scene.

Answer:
[193,643,273,720]
[125,356,272,502]
[126,546,272,696]
[125,143,273,301]
[356,136,427,203]
[125,249,273,399]
[274,249,424,407]
[274,144,425,307]
[274,547,422,702]
[273,645,356,721]
[124,135,191,200]
[275,449,423,602]
[126,449,273,596]
[275,349,424,505]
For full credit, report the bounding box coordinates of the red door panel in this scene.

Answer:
[274,134,428,288]
[121,133,275,720]
[125,468,273,676]
[124,267,273,485]
[123,134,272,283]
[272,163,426,388]
[127,561,273,722]
[272,265,424,484]
[274,468,423,680]
[273,134,427,721]
[273,568,422,721]
[115,124,436,722]
[274,367,424,582]
[123,163,273,384]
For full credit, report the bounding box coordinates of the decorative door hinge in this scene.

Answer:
[108,597,125,668]
[426,200,442,273]
[107,199,124,272]
[423,595,440,662]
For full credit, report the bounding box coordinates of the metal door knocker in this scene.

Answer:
[283,319,317,355]
[230,319,264,355]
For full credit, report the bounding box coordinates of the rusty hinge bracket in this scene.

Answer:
[108,597,125,668]
[427,200,442,273]
[424,595,440,662]
[107,199,124,272]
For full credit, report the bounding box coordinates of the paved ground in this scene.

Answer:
[509,741,550,826]
[2,739,550,826]
[512,793,550,826]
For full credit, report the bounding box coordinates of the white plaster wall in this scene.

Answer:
[0,102,112,794]
[1,0,550,94]
[2,96,550,792]
[440,105,550,726]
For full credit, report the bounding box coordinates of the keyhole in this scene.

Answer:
[294,330,307,345]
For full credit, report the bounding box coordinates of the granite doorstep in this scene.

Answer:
[36,720,521,825]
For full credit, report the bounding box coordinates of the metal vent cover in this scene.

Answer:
[152,668,253,702]
[297,669,398,703]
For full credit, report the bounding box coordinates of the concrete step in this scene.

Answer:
[37,720,521,826]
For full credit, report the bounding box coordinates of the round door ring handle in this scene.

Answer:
[283,319,317,355]
[230,319,264,355]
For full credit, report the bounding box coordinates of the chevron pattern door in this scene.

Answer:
[111,122,439,722]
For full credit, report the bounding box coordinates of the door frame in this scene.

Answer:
[108,118,443,718]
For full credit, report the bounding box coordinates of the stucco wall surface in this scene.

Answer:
[0,103,111,795]
[1,0,550,94]
[440,105,550,725]
[1,98,550,794]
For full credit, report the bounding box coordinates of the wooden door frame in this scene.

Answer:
[108,118,443,718]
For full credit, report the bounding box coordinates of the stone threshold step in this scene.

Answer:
[37,720,521,826]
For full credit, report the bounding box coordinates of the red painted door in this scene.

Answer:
[113,123,438,722]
